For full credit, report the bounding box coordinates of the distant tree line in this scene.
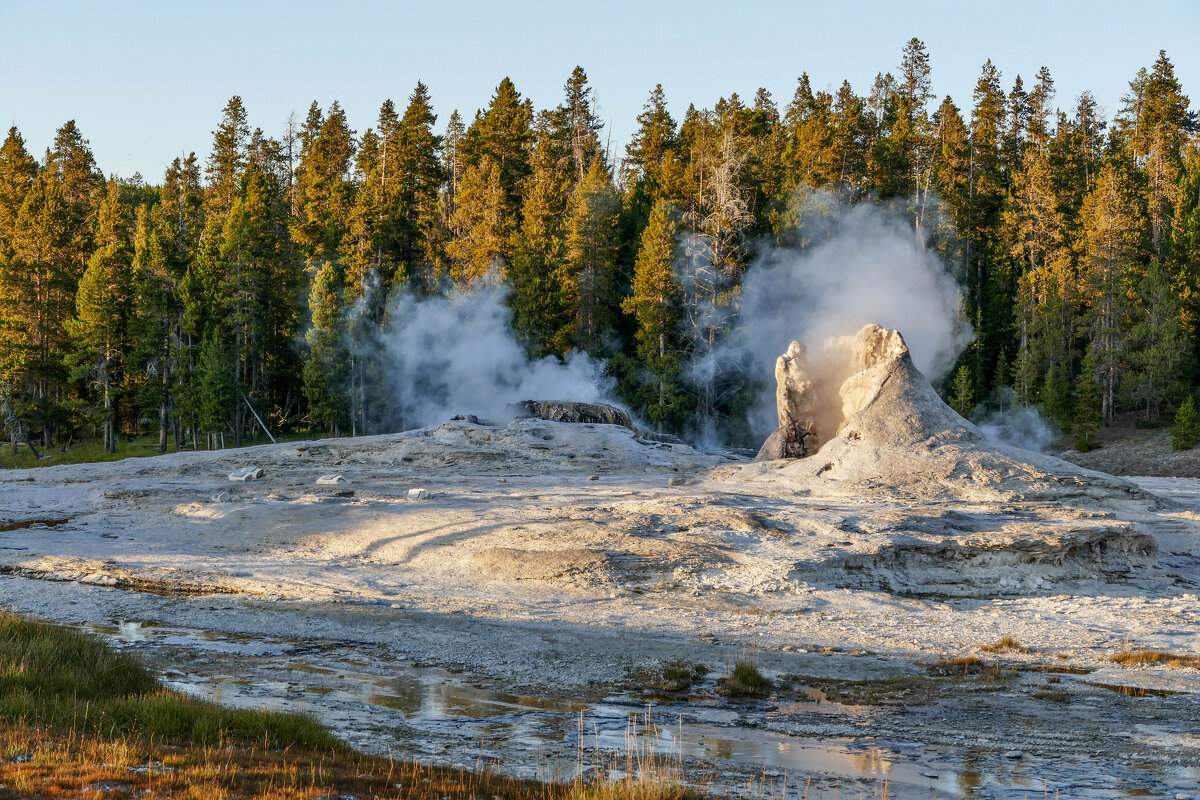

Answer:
[0,41,1195,454]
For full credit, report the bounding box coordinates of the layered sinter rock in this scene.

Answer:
[741,323,1146,507]
[756,341,819,460]
[509,400,634,429]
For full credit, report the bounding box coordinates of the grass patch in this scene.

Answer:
[627,659,708,693]
[1033,688,1070,703]
[978,636,1027,653]
[0,721,701,800]
[1109,648,1200,669]
[923,655,1016,681]
[718,661,772,698]
[778,674,937,706]
[0,611,339,750]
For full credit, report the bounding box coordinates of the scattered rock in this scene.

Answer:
[228,466,265,482]
[315,474,346,486]
[1004,750,1023,759]
[450,414,480,424]
[587,475,599,481]
[211,491,233,503]
[668,476,689,486]
[408,488,430,500]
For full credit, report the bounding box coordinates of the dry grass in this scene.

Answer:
[0,722,699,800]
[923,655,1016,681]
[0,612,698,800]
[626,660,707,693]
[978,636,1027,653]
[1108,648,1200,668]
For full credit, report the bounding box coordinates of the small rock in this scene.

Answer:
[228,466,265,482]
[587,475,599,481]
[921,772,939,779]
[1003,750,1023,759]
[668,476,688,486]
[100,532,119,539]
[211,491,233,503]
[316,474,346,486]
[408,488,430,500]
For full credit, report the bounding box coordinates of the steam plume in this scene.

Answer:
[383,284,608,429]
[695,192,972,441]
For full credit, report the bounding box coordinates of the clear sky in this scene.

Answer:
[1,0,1196,181]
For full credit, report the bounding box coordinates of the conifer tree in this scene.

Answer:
[565,159,620,353]
[1123,260,1186,420]
[447,157,511,284]
[1080,163,1142,422]
[1075,343,1103,450]
[0,127,38,255]
[1172,395,1198,450]
[622,198,686,430]
[66,181,132,452]
[508,161,569,356]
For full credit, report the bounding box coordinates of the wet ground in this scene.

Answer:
[74,615,1200,800]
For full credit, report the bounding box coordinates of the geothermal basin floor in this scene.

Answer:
[0,419,1198,799]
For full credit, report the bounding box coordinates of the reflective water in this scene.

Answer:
[87,621,1197,799]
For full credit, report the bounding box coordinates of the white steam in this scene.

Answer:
[974,388,1058,453]
[383,284,607,429]
[711,195,972,440]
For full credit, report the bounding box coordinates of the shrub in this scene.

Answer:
[1172,396,1198,450]
[720,661,772,698]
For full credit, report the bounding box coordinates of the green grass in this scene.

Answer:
[719,661,772,698]
[0,430,319,470]
[0,611,340,750]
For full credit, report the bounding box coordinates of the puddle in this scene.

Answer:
[0,518,72,532]
[1084,682,1178,698]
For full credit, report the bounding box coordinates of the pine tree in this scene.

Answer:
[561,67,604,183]
[1,170,76,444]
[0,127,38,255]
[447,157,511,284]
[1172,395,1198,450]
[1122,260,1186,420]
[622,198,686,430]
[1080,163,1142,422]
[623,85,678,197]
[462,78,533,217]
[302,260,349,435]
[1075,344,1103,450]
[508,163,569,356]
[950,365,975,417]
[66,181,132,452]
[565,159,620,353]
[206,97,250,222]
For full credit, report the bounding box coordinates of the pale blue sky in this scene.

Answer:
[1,0,1196,181]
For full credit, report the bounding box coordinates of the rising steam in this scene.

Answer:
[383,284,608,429]
[691,192,972,442]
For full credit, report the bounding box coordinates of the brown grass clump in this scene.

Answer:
[1108,648,1200,668]
[923,656,1016,681]
[978,636,1027,653]
[0,722,700,800]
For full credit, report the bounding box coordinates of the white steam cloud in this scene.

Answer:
[704,194,972,441]
[383,284,607,429]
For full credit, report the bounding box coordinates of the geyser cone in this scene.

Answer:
[745,324,1143,504]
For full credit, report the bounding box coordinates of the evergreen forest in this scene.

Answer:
[0,40,1196,455]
